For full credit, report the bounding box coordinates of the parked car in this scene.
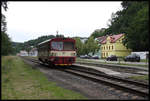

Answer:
[106,55,117,61]
[91,55,99,59]
[124,54,140,62]
[79,55,86,59]
[80,55,91,59]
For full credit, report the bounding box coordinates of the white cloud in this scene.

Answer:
[5,1,122,42]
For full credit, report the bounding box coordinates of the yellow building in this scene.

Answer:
[100,34,132,58]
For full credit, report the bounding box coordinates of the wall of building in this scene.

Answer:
[29,51,38,57]
[20,51,28,56]
[101,35,132,58]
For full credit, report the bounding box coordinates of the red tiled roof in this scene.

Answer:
[97,36,107,43]
[101,38,107,44]
[100,33,124,44]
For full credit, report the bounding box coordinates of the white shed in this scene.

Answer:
[131,51,149,59]
[20,50,28,56]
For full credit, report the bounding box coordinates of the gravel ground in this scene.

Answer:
[21,57,147,100]
[75,62,148,74]
[74,62,149,84]
[75,62,146,73]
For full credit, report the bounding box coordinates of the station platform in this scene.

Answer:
[73,63,148,78]
[73,63,121,75]
[76,61,148,71]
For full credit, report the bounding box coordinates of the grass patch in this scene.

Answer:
[128,75,149,81]
[2,56,87,100]
[141,59,149,63]
[116,63,148,67]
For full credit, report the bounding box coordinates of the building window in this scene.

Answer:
[104,46,105,50]
[112,45,113,50]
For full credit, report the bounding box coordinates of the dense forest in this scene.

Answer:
[1,1,149,56]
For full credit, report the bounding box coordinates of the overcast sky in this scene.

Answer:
[3,1,122,42]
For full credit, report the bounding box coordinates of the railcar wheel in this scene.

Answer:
[48,62,55,68]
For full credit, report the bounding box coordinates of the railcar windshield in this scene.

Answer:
[51,42,63,50]
[51,41,75,50]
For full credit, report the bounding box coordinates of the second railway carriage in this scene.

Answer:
[37,37,76,66]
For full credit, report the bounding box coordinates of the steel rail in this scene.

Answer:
[60,68,149,98]
[21,57,149,98]
[70,65,149,88]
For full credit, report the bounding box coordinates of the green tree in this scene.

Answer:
[11,42,24,54]
[74,37,84,56]
[56,34,64,38]
[103,1,149,51]
[123,3,149,51]
[1,1,13,55]
[90,28,106,39]
[1,32,13,55]
[1,14,7,32]
[1,2,8,11]
[11,35,56,54]
[1,2,7,33]
[84,36,100,55]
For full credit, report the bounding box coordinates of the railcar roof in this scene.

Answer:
[37,39,51,46]
[37,37,75,46]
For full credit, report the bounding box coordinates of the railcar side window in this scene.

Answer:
[51,42,63,50]
[64,42,74,50]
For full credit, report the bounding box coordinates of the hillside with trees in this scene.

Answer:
[11,35,56,54]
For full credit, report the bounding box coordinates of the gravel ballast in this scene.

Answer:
[21,57,147,100]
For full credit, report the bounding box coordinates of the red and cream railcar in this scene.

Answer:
[37,37,76,66]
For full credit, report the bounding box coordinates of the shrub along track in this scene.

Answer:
[21,56,149,99]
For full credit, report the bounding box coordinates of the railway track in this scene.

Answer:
[21,57,149,98]
[75,61,148,74]
[62,67,149,98]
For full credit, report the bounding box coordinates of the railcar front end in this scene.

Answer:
[49,38,76,66]
[37,38,76,66]
[49,51,76,66]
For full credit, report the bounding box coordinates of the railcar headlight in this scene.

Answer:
[51,53,57,56]
[71,53,76,56]
[54,53,57,56]
[55,53,57,56]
